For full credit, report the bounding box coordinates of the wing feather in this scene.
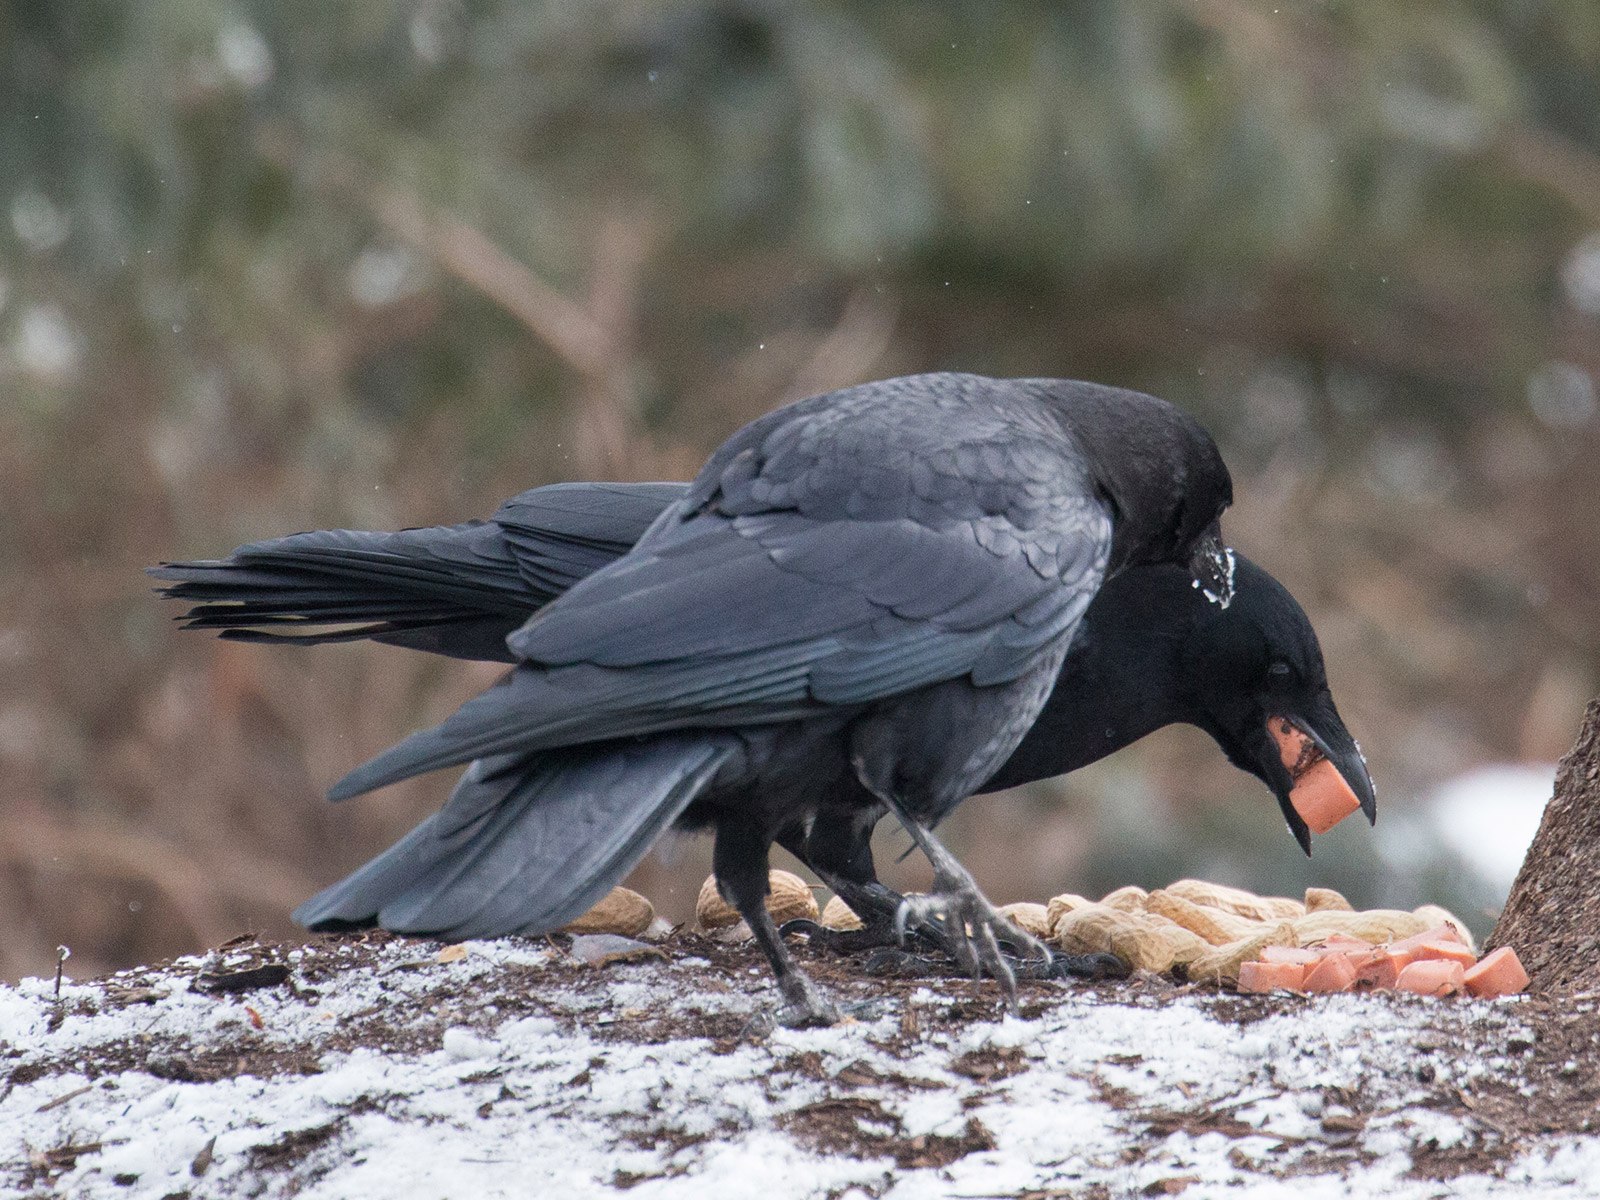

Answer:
[332,376,1116,799]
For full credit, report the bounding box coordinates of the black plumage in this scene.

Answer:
[158,481,1376,946]
[155,372,1240,1022]
[151,482,681,662]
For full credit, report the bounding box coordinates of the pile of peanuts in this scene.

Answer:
[1040,880,1526,998]
[561,872,1527,998]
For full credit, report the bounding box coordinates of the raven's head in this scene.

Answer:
[1180,556,1376,853]
[1041,381,1233,590]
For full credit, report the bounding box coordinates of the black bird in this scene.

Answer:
[154,482,1373,891]
[156,372,1239,1023]
[986,555,1373,854]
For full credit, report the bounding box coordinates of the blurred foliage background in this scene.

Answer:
[4,0,1599,980]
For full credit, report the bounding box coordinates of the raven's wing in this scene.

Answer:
[148,482,685,660]
[331,379,1114,799]
[297,736,735,937]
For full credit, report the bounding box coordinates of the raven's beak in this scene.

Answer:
[1266,706,1377,850]
[1187,525,1236,609]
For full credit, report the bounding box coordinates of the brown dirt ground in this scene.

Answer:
[6,927,1599,1196]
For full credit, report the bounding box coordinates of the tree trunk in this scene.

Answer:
[1485,698,1600,994]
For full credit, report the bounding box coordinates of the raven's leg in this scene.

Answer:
[773,816,913,953]
[781,815,1045,958]
[714,816,839,1028]
[779,816,1124,983]
[871,796,1053,1013]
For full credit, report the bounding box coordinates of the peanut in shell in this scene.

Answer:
[1144,890,1263,946]
[1052,902,1209,974]
[1164,878,1304,922]
[998,901,1052,942]
[562,886,656,938]
[1303,887,1354,913]
[696,869,819,931]
[821,894,863,931]
[1291,908,1431,947]
[563,883,656,940]
[1186,921,1299,984]
[1045,893,1092,938]
[1098,885,1150,913]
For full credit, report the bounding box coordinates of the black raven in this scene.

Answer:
[154,485,1376,962]
[156,373,1238,1022]
[154,483,1374,861]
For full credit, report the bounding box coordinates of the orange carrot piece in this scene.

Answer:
[1288,759,1363,834]
[1302,953,1358,993]
[1463,947,1530,999]
[1413,940,1478,968]
[1395,959,1465,997]
[1268,718,1362,834]
[1239,960,1306,993]
[1387,927,1467,970]
[1319,933,1375,951]
[1390,925,1467,956]
[1347,950,1401,990]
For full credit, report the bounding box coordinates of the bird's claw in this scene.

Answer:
[894,890,1052,1013]
[875,800,1055,1014]
[861,947,944,977]
[778,917,828,940]
[864,936,1120,987]
[774,972,843,1028]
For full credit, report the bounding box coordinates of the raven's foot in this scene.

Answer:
[860,942,1124,985]
[895,890,1043,1011]
[780,917,886,953]
[782,901,1026,970]
[861,947,945,977]
[775,972,842,1028]
[887,822,1052,1013]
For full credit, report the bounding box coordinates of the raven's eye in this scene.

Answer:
[1268,661,1291,679]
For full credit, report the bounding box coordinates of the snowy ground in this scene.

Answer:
[3,931,1598,1200]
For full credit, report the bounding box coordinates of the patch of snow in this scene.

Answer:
[440,1027,499,1061]
[1511,1138,1600,1189]
[0,938,1592,1199]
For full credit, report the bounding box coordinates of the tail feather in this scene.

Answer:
[150,483,687,662]
[294,736,734,938]
[149,523,534,661]
[493,481,684,597]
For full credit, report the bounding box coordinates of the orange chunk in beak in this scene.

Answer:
[1269,717,1362,835]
